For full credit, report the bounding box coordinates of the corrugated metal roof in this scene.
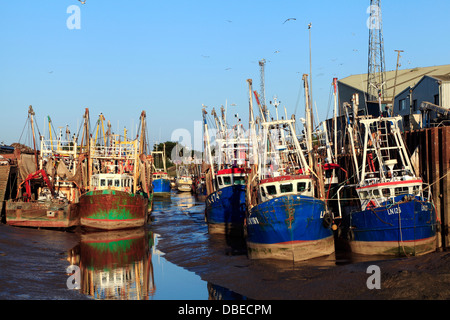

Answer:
[430,74,450,82]
[338,64,450,98]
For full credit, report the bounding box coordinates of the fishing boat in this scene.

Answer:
[176,165,193,192]
[202,106,249,236]
[245,78,335,261]
[152,170,171,197]
[5,107,81,228]
[79,110,153,231]
[338,96,438,256]
[151,145,171,197]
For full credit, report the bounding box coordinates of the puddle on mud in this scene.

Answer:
[64,191,248,300]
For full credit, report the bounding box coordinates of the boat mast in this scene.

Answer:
[344,102,361,184]
[136,111,148,193]
[202,106,215,182]
[302,74,314,172]
[139,111,147,155]
[47,116,54,152]
[211,107,225,167]
[28,105,39,169]
[221,105,231,166]
[247,79,258,169]
[333,78,338,161]
[94,113,107,146]
[82,108,92,190]
[163,143,167,172]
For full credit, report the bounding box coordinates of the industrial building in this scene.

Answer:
[338,64,450,129]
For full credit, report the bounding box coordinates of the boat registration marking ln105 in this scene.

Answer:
[387,206,401,216]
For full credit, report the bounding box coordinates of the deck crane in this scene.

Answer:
[17,169,54,201]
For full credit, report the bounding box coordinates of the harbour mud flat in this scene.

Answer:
[1,193,450,300]
[0,224,87,300]
[151,195,450,300]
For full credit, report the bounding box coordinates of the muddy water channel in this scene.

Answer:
[0,191,247,300]
[2,190,449,300]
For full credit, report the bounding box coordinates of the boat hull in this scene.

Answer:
[246,195,334,261]
[205,185,246,236]
[177,183,192,192]
[79,190,148,230]
[344,197,438,256]
[5,200,79,228]
[152,178,171,197]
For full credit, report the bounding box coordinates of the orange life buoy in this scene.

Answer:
[367,200,376,209]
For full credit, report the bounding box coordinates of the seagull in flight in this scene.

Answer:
[283,18,296,24]
[78,0,86,4]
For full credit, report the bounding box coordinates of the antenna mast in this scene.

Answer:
[367,0,387,103]
[259,59,267,114]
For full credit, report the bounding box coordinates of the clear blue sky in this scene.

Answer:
[1,0,449,149]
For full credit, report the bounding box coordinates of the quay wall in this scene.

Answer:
[403,126,450,250]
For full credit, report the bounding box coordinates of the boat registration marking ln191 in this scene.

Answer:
[247,217,260,225]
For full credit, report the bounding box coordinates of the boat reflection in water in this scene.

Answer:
[174,191,197,209]
[67,197,253,300]
[68,228,155,300]
[207,283,248,300]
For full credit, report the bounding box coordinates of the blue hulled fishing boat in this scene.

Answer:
[245,78,335,261]
[202,106,250,237]
[205,168,248,236]
[339,101,437,256]
[152,171,171,197]
[152,145,171,197]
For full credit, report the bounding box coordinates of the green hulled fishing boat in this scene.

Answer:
[79,111,153,230]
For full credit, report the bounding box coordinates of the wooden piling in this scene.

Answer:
[441,127,450,248]
[403,126,450,249]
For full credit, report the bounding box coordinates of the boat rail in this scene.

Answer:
[89,140,138,160]
[40,139,78,158]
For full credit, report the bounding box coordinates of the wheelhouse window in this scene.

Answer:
[266,185,277,196]
[325,169,333,179]
[107,179,113,187]
[223,176,232,185]
[297,182,311,192]
[218,177,223,186]
[100,179,106,187]
[260,187,266,197]
[234,176,246,185]
[114,179,120,187]
[280,183,293,193]
[359,191,370,200]
[394,187,409,196]
[382,188,391,197]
